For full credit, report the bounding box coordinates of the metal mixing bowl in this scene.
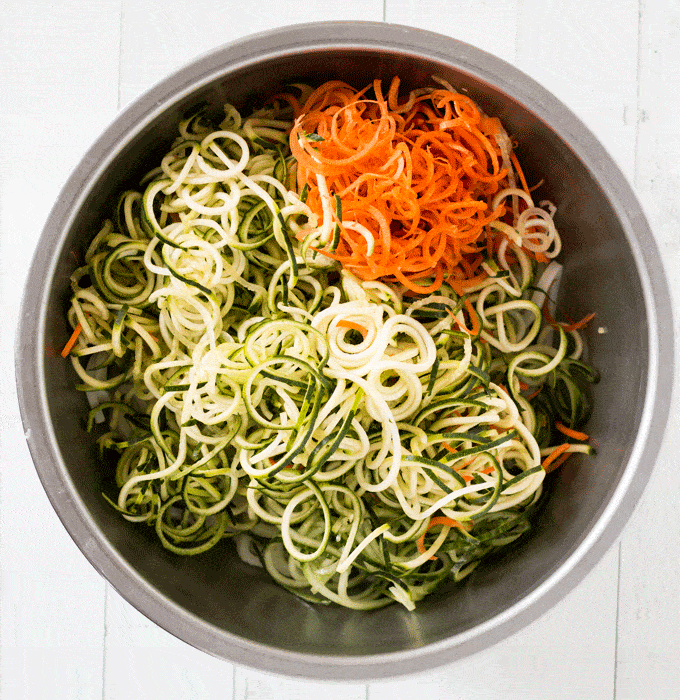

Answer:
[15,21,673,680]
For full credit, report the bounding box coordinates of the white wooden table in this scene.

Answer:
[2,2,679,698]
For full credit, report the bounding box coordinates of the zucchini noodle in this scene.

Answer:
[63,85,598,611]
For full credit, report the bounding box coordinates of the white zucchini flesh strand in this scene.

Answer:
[63,97,594,612]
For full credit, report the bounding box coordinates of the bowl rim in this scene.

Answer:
[14,19,675,680]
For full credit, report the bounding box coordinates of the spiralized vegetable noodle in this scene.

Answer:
[290,77,561,294]
[62,79,598,610]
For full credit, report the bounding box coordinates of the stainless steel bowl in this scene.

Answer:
[15,21,673,680]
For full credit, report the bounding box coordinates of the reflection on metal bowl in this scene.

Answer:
[15,21,673,681]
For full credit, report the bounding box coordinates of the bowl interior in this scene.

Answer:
[25,32,655,677]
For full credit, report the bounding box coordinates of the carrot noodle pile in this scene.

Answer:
[290,77,560,295]
[62,78,598,610]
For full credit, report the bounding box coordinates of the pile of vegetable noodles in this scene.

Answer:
[62,77,598,611]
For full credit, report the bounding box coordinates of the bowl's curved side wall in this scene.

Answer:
[15,21,674,680]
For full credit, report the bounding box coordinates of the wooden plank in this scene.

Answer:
[615,1,680,697]
[103,588,236,699]
[3,1,673,697]
[119,0,385,107]
[387,0,638,178]
[1,567,107,700]
[0,3,121,700]
[103,586,368,700]
[233,667,367,700]
[515,0,639,180]
[387,0,519,65]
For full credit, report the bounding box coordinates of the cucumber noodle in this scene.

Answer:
[64,90,597,610]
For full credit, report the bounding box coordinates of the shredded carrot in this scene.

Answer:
[289,77,518,293]
[439,453,475,481]
[60,322,83,358]
[541,295,555,326]
[447,273,489,297]
[559,312,596,332]
[526,386,543,401]
[336,319,368,337]
[429,515,467,530]
[448,297,480,336]
[509,151,530,194]
[542,292,596,332]
[434,449,475,480]
[555,422,589,441]
[462,298,480,336]
[416,516,468,559]
[264,91,302,118]
[456,458,475,470]
[547,451,573,472]
[542,443,572,473]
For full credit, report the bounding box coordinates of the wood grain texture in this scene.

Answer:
[386,0,520,64]
[615,2,680,698]
[515,0,640,180]
[368,546,619,700]
[1,1,678,699]
[0,3,121,700]
[118,0,384,107]
[103,587,235,699]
